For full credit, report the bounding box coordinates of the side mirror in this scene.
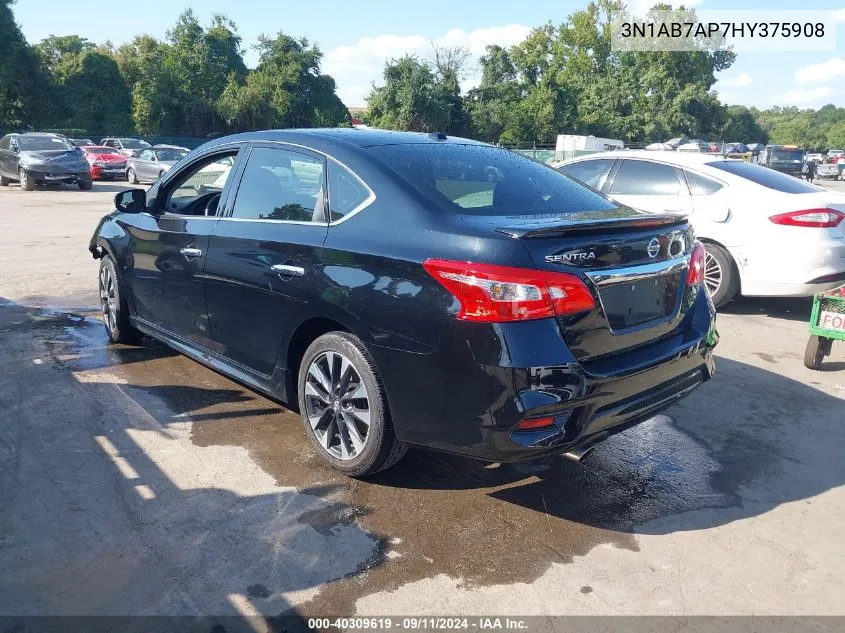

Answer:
[115,188,146,213]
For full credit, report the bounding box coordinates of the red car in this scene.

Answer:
[81,146,128,180]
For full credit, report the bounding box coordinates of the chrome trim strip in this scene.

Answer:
[586,255,689,287]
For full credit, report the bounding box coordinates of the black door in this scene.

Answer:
[125,150,243,348]
[203,144,329,376]
[0,136,17,177]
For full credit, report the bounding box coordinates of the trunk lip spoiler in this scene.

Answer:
[495,213,688,239]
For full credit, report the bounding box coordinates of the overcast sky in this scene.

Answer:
[13,0,845,109]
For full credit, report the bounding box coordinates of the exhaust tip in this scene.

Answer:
[563,445,595,462]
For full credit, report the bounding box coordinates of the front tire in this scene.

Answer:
[0,174,9,186]
[298,332,407,477]
[19,168,34,191]
[78,178,93,190]
[98,256,142,344]
[127,167,138,184]
[703,243,738,308]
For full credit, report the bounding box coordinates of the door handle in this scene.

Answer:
[271,264,305,277]
[180,247,203,259]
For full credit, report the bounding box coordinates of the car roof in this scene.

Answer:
[13,132,64,138]
[556,150,741,168]
[152,144,187,149]
[198,128,489,153]
[82,145,117,150]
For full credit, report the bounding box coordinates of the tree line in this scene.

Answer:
[3,0,845,150]
[0,1,348,138]
[366,0,845,150]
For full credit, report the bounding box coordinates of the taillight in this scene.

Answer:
[423,259,595,323]
[517,416,555,431]
[769,209,844,228]
[687,242,705,286]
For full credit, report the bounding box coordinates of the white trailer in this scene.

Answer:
[555,134,624,160]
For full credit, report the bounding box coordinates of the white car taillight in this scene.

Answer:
[769,209,844,228]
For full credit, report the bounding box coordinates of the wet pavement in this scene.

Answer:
[1,183,844,618]
[1,296,843,617]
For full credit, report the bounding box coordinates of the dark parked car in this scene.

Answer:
[757,145,805,177]
[0,132,93,191]
[88,129,717,476]
[71,138,95,147]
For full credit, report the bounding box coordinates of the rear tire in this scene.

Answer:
[298,332,407,477]
[0,174,9,186]
[127,168,138,184]
[703,243,738,308]
[98,256,142,344]
[19,168,34,191]
[78,178,93,191]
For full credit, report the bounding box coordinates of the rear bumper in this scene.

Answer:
[373,288,717,462]
[731,238,845,298]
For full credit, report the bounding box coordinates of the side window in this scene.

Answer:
[328,162,371,222]
[610,160,682,196]
[9,138,19,152]
[164,152,238,214]
[104,140,114,148]
[138,150,152,161]
[684,170,723,195]
[557,159,615,190]
[231,147,325,222]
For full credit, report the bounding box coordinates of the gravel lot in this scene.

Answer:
[1,180,844,620]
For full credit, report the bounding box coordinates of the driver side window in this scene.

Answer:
[163,151,239,215]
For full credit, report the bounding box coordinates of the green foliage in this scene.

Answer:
[1,0,842,149]
[0,0,49,131]
[718,105,767,143]
[756,105,845,150]
[366,56,453,133]
[0,3,348,137]
[217,33,349,132]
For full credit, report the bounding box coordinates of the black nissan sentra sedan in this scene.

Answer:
[89,129,717,476]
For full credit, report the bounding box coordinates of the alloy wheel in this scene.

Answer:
[703,249,722,297]
[303,351,371,461]
[99,265,118,334]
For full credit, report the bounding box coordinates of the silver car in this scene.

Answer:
[126,146,188,184]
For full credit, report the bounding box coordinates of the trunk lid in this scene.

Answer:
[497,210,696,362]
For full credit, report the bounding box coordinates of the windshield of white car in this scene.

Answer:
[18,136,74,151]
[120,139,151,149]
[707,161,821,194]
[155,149,187,162]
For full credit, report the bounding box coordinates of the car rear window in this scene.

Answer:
[367,143,617,216]
[706,161,821,193]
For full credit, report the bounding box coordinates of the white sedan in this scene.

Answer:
[553,151,845,307]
